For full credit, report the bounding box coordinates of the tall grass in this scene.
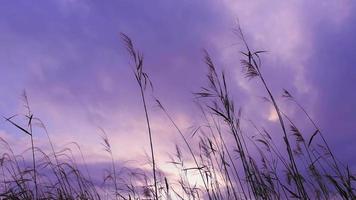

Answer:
[0,27,354,200]
[120,33,159,200]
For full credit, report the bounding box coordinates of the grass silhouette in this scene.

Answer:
[0,27,355,200]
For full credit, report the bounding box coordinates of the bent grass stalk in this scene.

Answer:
[120,33,159,200]
[236,24,309,199]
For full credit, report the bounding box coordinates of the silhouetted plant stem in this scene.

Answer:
[120,33,159,200]
[206,108,246,200]
[259,73,308,199]
[100,129,119,199]
[237,24,309,199]
[155,99,213,200]
[139,86,159,200]
[29,124,38,199]
[291,95,343,174]
[283,90,355,199]
[22,93,38,200]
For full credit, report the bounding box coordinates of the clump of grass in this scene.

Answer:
[3,91,38,199]
[1,93,101,199]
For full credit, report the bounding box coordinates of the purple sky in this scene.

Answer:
[0,0,355,177]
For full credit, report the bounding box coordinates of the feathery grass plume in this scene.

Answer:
[196,50,273,199]
[99,128,119,199]
[120,33,158,200]
[236,23,310,199]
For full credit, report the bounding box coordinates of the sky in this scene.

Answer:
[0,0,355,184]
